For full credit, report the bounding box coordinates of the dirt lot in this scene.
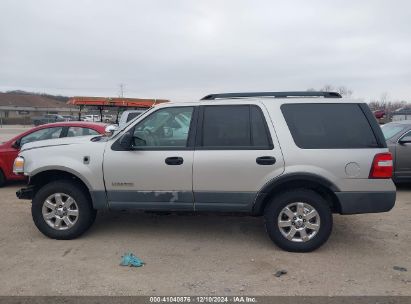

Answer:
[0,127,410,296]
[0,182,409,296]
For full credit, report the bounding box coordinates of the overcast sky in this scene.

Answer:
[0,0,410,101]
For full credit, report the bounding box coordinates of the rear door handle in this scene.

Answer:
[256,156,276,165]
[165,157,184,165]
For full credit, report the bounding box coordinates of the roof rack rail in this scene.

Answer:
[201,91,342,100]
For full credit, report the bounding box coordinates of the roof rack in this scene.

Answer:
[201,91,342,100]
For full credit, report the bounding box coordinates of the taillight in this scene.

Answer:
[369,153,393,179]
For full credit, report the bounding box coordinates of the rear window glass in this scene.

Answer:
[381,124,407,140]
[281,103,378,149]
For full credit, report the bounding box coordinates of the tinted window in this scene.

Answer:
[202,105,272,148]
[20,127,63,146]
[281,104,378,149]
[251,106,271,147]
[67,127,100,137]
[133,107,193,148]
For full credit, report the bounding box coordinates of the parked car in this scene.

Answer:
[0,122,107,186]
[31,114,65,126]
[61,115,78,121]
[373,109,386,119]
[381,121,411,183]
[118,110,147,127]
[14,91,395,252]
[82,115,101,122]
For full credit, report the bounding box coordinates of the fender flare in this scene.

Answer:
[252,173,340,215]
[29,166,93,190]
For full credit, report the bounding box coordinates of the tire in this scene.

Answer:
[31,181,96,239]
[264,189,332,252]
[0,170,5,187]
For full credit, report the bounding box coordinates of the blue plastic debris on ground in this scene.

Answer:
[120,252,145,267]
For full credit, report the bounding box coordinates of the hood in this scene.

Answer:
[20,135,105,152]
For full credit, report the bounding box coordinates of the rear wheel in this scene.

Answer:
[32,181,96,239]
[264,189,332,252]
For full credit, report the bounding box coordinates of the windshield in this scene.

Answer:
[381,124,407,140]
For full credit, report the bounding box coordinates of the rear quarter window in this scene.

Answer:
[281,103,379,149]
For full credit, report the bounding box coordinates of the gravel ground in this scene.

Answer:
[0,182,410,296]
[0,127,410,296]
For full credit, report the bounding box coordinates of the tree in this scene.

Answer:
[336,86,353,97]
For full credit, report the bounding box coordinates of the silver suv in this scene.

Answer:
[14,91,396,252]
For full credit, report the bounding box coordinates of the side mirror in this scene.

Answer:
[105,124,119,136]
[399,136,411,144]
[12,139,21,149]
[119,132,133,149]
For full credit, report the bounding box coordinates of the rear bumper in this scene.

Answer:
[335,191,396,214]
[16,186,35,200]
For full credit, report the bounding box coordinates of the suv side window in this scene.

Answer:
[281,103,379,149]
[200,105,272,149]
[132,107,194,149]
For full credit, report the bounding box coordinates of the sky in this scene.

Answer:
[0,0,410,102]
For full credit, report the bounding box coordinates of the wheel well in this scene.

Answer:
[29,170,91,201]
[253,179,341,215]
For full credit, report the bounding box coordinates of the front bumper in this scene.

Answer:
[16,186,35,200]
[335,191,396,214]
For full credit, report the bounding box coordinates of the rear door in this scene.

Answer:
[193,104,285,211]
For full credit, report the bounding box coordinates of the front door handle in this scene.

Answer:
[256,156,276,165]
[165,157,184,165]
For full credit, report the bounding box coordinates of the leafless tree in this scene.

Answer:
[321,84,334,92]
[336,86,353,97]
[308,85,353,97]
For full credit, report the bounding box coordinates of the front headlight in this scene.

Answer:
[13,156,25,174]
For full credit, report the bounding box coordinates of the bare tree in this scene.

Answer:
[321,84,334,92]
[308,85,353,97]
[337,86,353,97]
[380,92,389,104]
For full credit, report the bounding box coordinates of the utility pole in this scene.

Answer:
[119,83,125,98]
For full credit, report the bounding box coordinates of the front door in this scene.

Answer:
[395,130,411,179]
[103,106,197,211]
[193,104,285,211]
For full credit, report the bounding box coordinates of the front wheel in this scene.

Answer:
[264,189,333,252]
[32,181,96,239]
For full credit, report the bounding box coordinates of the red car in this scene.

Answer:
[0,121,107,186]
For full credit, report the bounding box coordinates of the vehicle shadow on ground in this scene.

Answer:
[396,184,411,190]
[3,181,27,188]
[87,210,366,252]
[91,210,273,246]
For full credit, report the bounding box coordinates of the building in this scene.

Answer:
[392,108,411,121]
[0,92,75,124]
